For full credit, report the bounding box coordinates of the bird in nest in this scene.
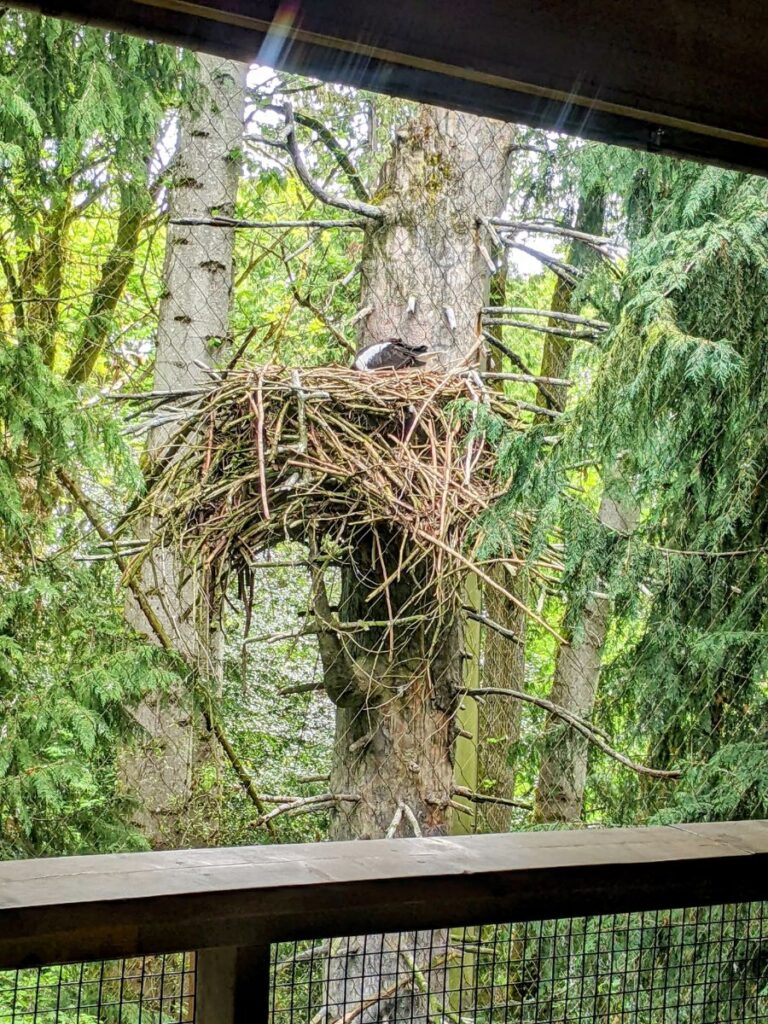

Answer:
[352,338,433,371]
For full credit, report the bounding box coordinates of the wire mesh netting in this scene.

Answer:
[4,0,768,876]
[271,905,768,1024]
[0,956,195,1024]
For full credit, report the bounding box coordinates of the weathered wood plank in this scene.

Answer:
[0,822,767,969]
[8,0,768,173]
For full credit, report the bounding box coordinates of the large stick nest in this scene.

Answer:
[122,364,543,637]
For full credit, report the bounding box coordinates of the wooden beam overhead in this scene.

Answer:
[10,0,768,173]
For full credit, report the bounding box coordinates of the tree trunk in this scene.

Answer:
[329,107,516,840]
[475,254,526,832]
[474,190,605,832]
[120,53,246,849]
[322,107,515,1024]
[533,493,637,822]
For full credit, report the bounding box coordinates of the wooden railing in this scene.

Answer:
[2,821,768,1024]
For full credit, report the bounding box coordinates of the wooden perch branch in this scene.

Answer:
[490,218,617,249]
[263,104,371,202]
[481,330,561,408]
[283,102,383,220]
[503,242,583,284]
[464,687,681,780]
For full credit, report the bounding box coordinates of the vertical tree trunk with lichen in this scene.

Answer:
[121,54,246,848]
[320,107,515,1024]
[530,188,641,825]
[534,493,636,822]
[474,253,526,833]
[327,107,515,842]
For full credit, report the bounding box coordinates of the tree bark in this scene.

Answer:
[321,107,515,1024]
[120,53,247,848]
[67,182,151,384]
[475,254,526,832]
[329,108,516,840]
[474,191,606,832]
[534,494,636,822]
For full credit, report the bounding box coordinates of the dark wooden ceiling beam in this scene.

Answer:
[11,0,768,173]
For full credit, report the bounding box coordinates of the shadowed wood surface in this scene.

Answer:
[8,0,768,173]
[1,821,767,969]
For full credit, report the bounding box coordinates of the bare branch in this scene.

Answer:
[482,317,600,342]
[452,785,532,811]
[255,792,359,826]
[264,104,371,202]
[57,470,278,831]
[283,102,383,220]
[491,218,616,248]
[465,609,523,645]
[479,371,572,386]
[465,687,681,779]
[503,242,582,284]
[482,306,610,330]
[171,217,366,230]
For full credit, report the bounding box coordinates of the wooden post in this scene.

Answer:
[196,945,271,1024]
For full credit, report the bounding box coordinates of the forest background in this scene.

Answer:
[2,12,768,859]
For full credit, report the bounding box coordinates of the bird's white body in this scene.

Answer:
[352,338,432,371]
[352,342,390,370]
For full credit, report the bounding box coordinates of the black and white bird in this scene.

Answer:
[352,338,431,371]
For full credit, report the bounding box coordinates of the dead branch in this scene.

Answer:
[283,102,383,220]
[490,218,617,248]
[57,470,278,833]
[482,306,610,330]
[255,792,360,826]
[263,104,370,202]
[466,687,681,779]
[465,609,523,645]
[503,242,583,284]
[171,217,366,230]
[482,318,601,342]
[481,331,561,410]
[452,785,532,811]
[279,681,326,696]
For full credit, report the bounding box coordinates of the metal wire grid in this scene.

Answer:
[0,955,195,1024]
[270,903,768,1024]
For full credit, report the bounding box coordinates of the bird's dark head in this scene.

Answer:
[385,337,428,355]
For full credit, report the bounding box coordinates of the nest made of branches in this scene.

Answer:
[120,364,554,641]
